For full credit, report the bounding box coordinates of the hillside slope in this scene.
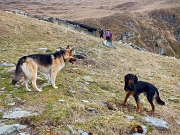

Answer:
[1,0,180,58]
[1,0,180,20]
[0,10,180,135]
[79,8,180,58]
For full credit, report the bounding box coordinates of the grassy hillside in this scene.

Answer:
[0,10,180,135]
[79,8,180,58]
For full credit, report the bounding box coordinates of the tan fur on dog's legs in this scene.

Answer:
[21,61,33,91]
[50,61,61,89]
[51,67,59,89]
[24,59,42,92]
[32,78,42,92]
[24,77,31,91]
[31,66,42,92]
[51,71,58,89]
[47,74,51,83]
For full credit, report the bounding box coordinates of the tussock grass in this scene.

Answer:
[0,10,180,134]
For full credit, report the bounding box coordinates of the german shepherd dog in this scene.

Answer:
[121,73,165,114]
[12,45,76,92]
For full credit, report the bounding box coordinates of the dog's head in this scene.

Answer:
[64,45,76,65]
[124,73,138,91]
[124,73,138,85]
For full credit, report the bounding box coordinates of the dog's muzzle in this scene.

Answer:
[69,58,76,64]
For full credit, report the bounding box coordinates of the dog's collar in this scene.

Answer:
[125,84,134,91]
[62,55,65,62]
[62,55,66,62]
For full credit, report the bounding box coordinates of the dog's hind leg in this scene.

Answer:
[21,62,33,91]
[136,101,141,113]
[24,77,32,91]
[27,59,42,92]
[31,67,42,92]
[147,96,155,114]
[32,76,42,92]
[134,95,141,113]
[47,73,51,83]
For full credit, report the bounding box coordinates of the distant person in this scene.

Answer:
[99,29,104,38]
[105,29,111,42]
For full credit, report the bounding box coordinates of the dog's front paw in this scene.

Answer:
[38,89,42,92]
[26,89,32,92]
[53,86,58,89]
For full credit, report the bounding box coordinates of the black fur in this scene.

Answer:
[12,45,76,92]
[28,54,53,66]
[12,51,66,85]
[123,73,165,113]
[12,56,26,84]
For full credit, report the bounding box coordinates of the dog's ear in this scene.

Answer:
[124,74,128,81]
[134,75,138,83]
[70,47,74,52]
[66,45,70,49]
[124,74,129,84]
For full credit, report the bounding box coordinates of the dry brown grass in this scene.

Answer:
[1,0,180,58]
[0,10,180,134]
[1,0,180,20]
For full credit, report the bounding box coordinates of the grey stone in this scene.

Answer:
[68,90,76,94]
[126,115,134,120]
[58,99,65,103]
[78,130,88,135]
[0,62,15,67]
[3,110,38,119]
[38,48,48,52]
[85,82,90,85]
[141,116,169,130]
[103,40,116,48]
[81,100,89,103]
[168,98,179,103]
[0,124,19,135]
[7,102,16,106]
[86,107,98,113]
[6,67,16,73]
[67,125,75,134]
[82,76,93,82]
[1,87,6,91]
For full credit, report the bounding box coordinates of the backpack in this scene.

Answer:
[106,31,110,37]
[110,32,112,37]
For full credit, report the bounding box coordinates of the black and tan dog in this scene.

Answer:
[121,73,165,114]
[12,45,76,92]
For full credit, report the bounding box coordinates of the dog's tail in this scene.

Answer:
[155,90,165,105]
[12,56,26,85]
